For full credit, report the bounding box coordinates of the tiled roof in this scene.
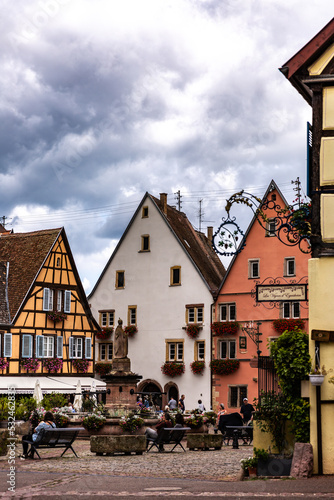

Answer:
[0,228,61,321]
[0,262,10,323]
[151,195,225,296]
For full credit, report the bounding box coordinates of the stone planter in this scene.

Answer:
[73,417,159,439]
[90,435,146,456]
[257,456,292,477]
[187,433,222,450]
[186,424,208,434]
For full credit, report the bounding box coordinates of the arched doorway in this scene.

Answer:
[164,382,179,409]
[137,380,164,410]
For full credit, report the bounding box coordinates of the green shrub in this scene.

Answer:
[42,392,67,410]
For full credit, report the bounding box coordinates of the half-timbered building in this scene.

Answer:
[0,226,105,395]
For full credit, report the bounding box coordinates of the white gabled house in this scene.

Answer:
[88,193,225,411]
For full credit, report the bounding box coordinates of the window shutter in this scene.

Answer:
[57,290,62,311]
[36,335,44,358]
[22,335,32,358]
[64,291,71,313]
[43,288,50,311]
[4,334,12,357]
[56,337,63,358]
[69,337,74,359]
[85,338,92,359]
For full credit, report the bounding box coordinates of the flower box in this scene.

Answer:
[124,325,138,337]
[47,311,67,322]
[272,319,305,334]
[161,361,185,377]
[43,358,63,373]
[190,361,205,375]
[309,374,325,386]
[210,358,240,375]
[0,358,9,371]
[186,324,202,339]
[211,322,239,336]
[72,359,91,373]
[96,327,113,340]
[20,358,41,373]
[95,362,112,376]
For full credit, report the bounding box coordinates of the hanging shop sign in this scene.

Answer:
[256,283,308,302]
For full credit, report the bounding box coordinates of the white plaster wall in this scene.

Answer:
[90,196,214,411]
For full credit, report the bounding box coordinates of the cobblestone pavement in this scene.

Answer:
[2,439,252,483]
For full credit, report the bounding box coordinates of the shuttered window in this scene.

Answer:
[69,337,83,359]
[56,337,63,358]
[85,338,92,359]
[64,291,71,313]
[43,288,54,311]
[4,334,12,357]
[22,335,32,358]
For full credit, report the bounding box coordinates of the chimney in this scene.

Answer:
[160,193,168,215]
[207,226,213,243]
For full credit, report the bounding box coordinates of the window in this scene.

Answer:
[142,206,149,218]
[170,266,181,286]
[43,288,71,313]
[56,257,61,267]
[36,335,54,358]
[219,340,236,359]
[248,259,260,279]
[85,338,92,359]
[166,341,184,361]
[195,341,205,361]
[141,235,150,251]
[99,311,115,328]
[69,337,83,359]
[229,386,247,407]
[220,303,236,322]
[266,218,276,237]
[282,302,300,319]
[186,305,204,324]
[100,343,113,361]
[56,337,63,358]
[284,257,296,277]
[116,271,125,289]
[128,306,137,326]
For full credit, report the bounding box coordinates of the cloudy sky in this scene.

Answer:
[1,0,332,292]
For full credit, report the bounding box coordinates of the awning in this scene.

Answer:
[0,376,106,395]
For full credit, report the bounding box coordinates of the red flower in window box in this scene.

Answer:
[161,362,185,377]
[96,327,113,340]
[186,324,201,339]
[72,359,91,373]
[272,319,305,334]
[43,358,63,373]
[190,361,205,375]
[0,358,9,371]
[95,362,113,376]
[210,359,240,375]
[124,325,138,337]
[47,311,67,322]
[211,322,239,336]
[20,358,41,373]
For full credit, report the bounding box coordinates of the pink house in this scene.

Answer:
[212,180,309,413]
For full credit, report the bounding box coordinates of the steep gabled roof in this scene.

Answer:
[0,228,62,321]
[216,180,288,294]
[279,17,334,104]
[0,262,10,324]
[89,192,225,298]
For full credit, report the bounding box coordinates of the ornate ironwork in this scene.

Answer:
[250,276,309,309]
[212,187,311,257]
[212,216,246,256]
[241,321,262,356]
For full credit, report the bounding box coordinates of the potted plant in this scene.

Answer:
[20,358,41,373]
[161,361,185,377]
[47,311,67,322]
[95,362,113,376]
[210,359,240,375]
[118,413,144,433]
[186,324,201,339]
[309,365,330,386]
[240,456,258,477]
[124,325,138,337]
[72,359,91,373]
[82,413,106,431]
[95,327,113,340]
[43,358,63,373]
[0,358,9,371]
[183,413,204,429]
[211,321,239,336]
[190,361,205,375]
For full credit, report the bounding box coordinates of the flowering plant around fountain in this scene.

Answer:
[119,413,144,433]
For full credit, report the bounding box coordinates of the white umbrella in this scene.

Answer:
[73,380,83,412]
[33,379,43,407]
[90,379,97,405]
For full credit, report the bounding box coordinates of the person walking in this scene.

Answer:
[240,397,255,424]
[178,394,185,413]
[168,396,177,410]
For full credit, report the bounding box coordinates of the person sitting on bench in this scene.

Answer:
[21,411,56,459]
[145,411,172,451]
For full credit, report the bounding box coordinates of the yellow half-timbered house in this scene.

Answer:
[0,226,105,395]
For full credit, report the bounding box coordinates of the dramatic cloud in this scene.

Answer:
[0,0,332,291]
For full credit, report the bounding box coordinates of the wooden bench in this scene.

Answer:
[147,427,191,453]
[224,425,253,446]
[22,427,84,459]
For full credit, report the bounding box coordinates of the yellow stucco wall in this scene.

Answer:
[323,86,334,130]
[308,257,334,474]
[308,45,334,77]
